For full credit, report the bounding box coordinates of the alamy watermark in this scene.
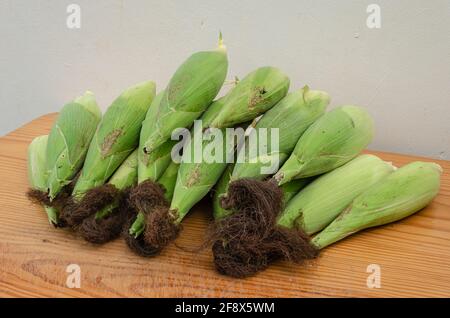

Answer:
[366,4,381,29]
[170,120,280,175]
[366,264,381,289]
[66,4,81,29]
[66,263,81,288]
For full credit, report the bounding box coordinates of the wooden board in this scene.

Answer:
[0,113,449,298]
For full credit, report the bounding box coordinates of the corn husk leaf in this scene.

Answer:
[232,86,329,180]
[312,161,442,249]
[46,91,101,200]
[28,135,59,224]
[141,43,228,153]
[280,178,312,205]
[73,81,155,200]
[157,161,180,202]
[275,105,374,185]
[138,91,175,182]
[205,66,290,128]
[171,127,241,222]
[278,154,395,234]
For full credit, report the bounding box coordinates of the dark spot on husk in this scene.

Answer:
[167,74,192,107]
[141,149,150,163]
[248,86,267,109]
[101,129,123,157]
[186,166,201,187]
[349,116,356,128]
[209,178,319,278]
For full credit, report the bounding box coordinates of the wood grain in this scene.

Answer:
[0,113,449,298]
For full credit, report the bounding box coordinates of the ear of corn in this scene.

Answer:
[312,161,442,249]
[95,149,138,219]
[157,161,180,202]
[46,91,102,200]
[275,105,374,185]
[170,67,290,222]
[141,41,228,153]
[27,135,58,224]
[204,66,290,129]
[277,154,395,234]
[72,81,156,201]
[231,86,330,180]
[28,136,49,193]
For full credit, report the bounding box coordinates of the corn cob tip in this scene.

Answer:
[217,31,227,52]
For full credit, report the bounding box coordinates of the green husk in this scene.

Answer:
[72,81,155,201]
[204,66,290,129]
[312,161,442,249]
[231,86,330,181]
[129,211,146,238]
[278,154,395,234]
[140,40,228,154]
[275,105,374,185]
[157,161,180,202]
[46,91,101,200]
[280,178,312,204]
[95,149,138,219]
[171,126,244,223]
[127,66,289,247]
[138,90,176,183]
[171,67,290,222]
[127,96,228,239]
[138,139,177,184]
[27,135,58,225]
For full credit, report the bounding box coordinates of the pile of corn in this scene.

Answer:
[27,36,442,278]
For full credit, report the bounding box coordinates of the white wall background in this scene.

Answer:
[0,0,449,159]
